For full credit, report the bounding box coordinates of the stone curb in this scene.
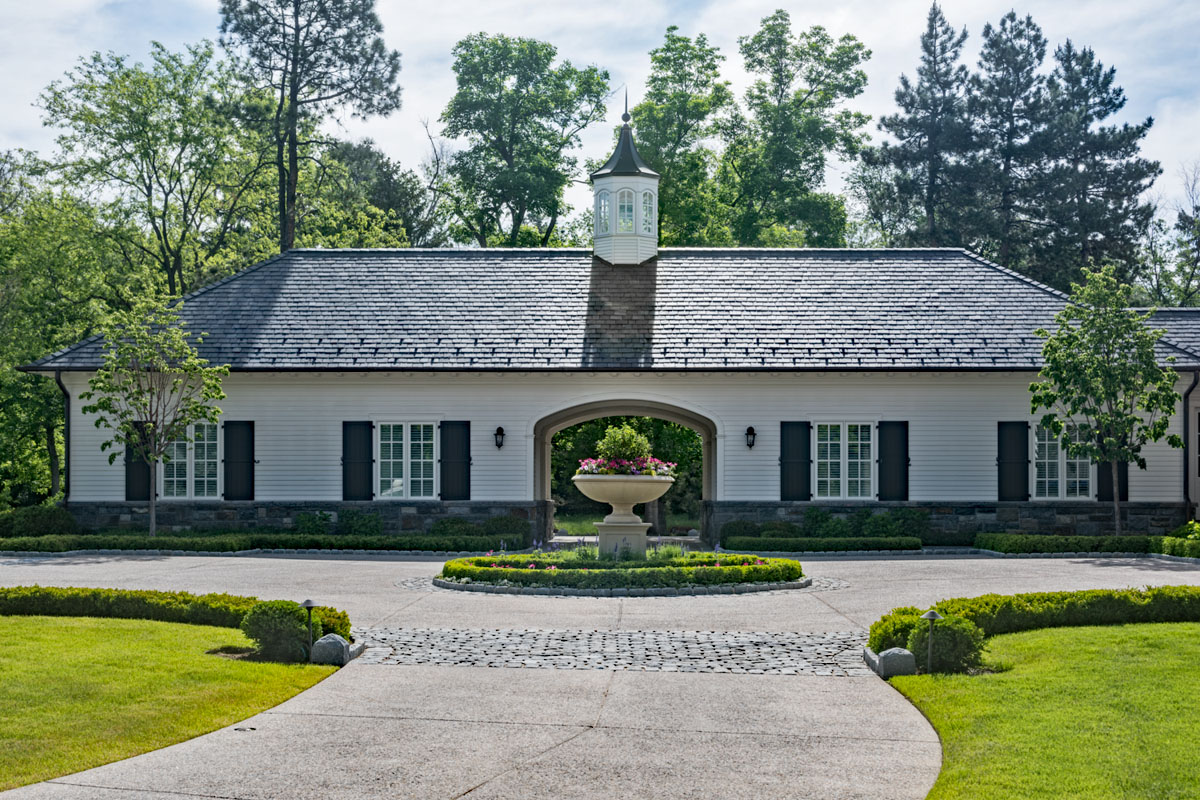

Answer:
[0,547,536,559]
[972,548,1200,565]
[431,576,814,597]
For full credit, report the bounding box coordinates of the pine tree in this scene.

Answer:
[968,12,1048,268]
[1029,41,1159,289]
[878,3,973,246]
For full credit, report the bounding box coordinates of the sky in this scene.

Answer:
[3,0,1199,220]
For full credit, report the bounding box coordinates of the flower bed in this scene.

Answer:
[440,552,803,590]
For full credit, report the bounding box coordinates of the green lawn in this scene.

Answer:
[553,512,699,535]
[0,615,335,790]
[892,622,1200,800]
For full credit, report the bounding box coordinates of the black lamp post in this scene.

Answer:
[920,609,943,673]
[300,598,316,659]
[494,427,506,448]
[745,426,757,449]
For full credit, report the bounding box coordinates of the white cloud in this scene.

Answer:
[2,0,1198,217]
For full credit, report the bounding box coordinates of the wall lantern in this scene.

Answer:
[494,427,506,449]
[744,426,757,449]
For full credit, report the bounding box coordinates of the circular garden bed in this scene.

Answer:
[436,552,807,597]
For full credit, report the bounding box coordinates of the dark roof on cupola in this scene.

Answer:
[22,247,1200,374]
[589,114,659,181]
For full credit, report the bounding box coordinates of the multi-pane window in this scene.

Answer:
[595,191,610,234]
[816,422,873,499]
[1036,424,1090,499]
[641,191,655,234]
[816,424,842,498]
[192,423,219,498]
[847,424,872,497]
[617,189,634,232]
[378,423,436,499]
[163,437,189,497]
[379,424,405,498]
[162,424,218,499]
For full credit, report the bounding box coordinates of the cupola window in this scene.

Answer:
[641,191,655,234]
[617,189,635,232]
[596,190,610,235]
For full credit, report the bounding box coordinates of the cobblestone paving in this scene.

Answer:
[354,626,869,676]
[393,574,851,594]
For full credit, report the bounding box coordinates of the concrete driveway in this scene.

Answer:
[4,552,1200,799]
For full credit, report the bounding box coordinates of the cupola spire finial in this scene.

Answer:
[622,88,630,124]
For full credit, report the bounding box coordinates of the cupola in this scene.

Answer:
[590,98,659,265]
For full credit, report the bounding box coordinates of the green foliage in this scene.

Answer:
[907,615,985,674]
[240,600,320,662]
[1155,536,1200,558]
[975,533,1152,554]
[480,515,533,542]
[595,424,653,462]
[0,585,349,640]
[430,517,477,537]
[336,509,382,537]
[440,32,608,247]
[2,505,77,538]
[872,586,1200,643]
[0,531,526,554]
[1030,266,1182,533]
[440,552,803,589]
[724,536,922,552]
[294,511,331,535]
[868,607,924,652]
[719,509,933,544]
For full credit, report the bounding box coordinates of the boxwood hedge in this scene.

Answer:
[440,552,803,589]
[0,532,526,554]
[869,585,1200,652]
[0,585,351,639]
[724,535,922,552]
[720,508,945,545]
[975,533,1200,559]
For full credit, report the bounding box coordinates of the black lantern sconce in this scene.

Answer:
[494,427,506,449]
[745,426,757,449]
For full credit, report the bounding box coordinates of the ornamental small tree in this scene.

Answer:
[80,296,228,535]
[1030,266,1182,534]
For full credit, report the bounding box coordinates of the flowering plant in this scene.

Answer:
[575,456,676,477]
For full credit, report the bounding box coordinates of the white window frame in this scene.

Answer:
[1032,424,1095,501]
[158,422,222,501]
[641,190,655,235]
[375,421,439,500]
[617,189,635,232]
[595,190,611,235]
[812,421,877,500]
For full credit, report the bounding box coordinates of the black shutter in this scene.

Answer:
[997,422,1030,501]
[342,421,373,501]
[439,421,471,501]
[780,421,812,501]
[223,421,255,501]
[877,421,909,501]
[124,421,150,501]
[1097,461,1130,502]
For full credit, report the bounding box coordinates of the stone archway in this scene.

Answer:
[532,399,718,541]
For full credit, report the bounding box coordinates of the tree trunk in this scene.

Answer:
[1111,460,1122,536]
[149,460,158,537]
[45,423,60,498]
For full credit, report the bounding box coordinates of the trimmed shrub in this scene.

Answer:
[431,517,478,537]
[720,520,762,541]
[595,424,652,461]
[1155,536,1200,558]
[721,509,935,545]
[916,529,977,547]
[868,606,924,652]
[482,515,533,546]
[891,508,931,540]
[0,586,350,638]
[907,615,985,674]
[761,520,802,537]
[0,510,12,538]
[295,511,332,535]
[337,509,382,536]
[975,533,1152,554]
[241,600,321,662]
[0,532,521,553]
[724,536,922,552]
[440,552,803,589]
[802,507,833,536]
[861,513,897,538]
[2,505,78,538]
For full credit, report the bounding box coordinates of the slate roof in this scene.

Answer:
[23,248,1200,373]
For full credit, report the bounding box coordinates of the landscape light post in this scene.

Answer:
[920,609,943,673]
[300,598,316,660]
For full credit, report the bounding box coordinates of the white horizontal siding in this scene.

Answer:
[62,370,1189,504]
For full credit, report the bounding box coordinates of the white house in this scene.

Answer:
[23,115,1200,539]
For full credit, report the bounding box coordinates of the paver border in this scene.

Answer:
[430,576,813,597]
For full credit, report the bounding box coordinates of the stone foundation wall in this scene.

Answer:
[705,500,1189,541]
[66,500,547,537]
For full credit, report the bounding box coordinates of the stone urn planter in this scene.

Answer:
[571,474,675,556]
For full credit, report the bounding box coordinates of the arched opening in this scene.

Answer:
[533,399,717,541]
